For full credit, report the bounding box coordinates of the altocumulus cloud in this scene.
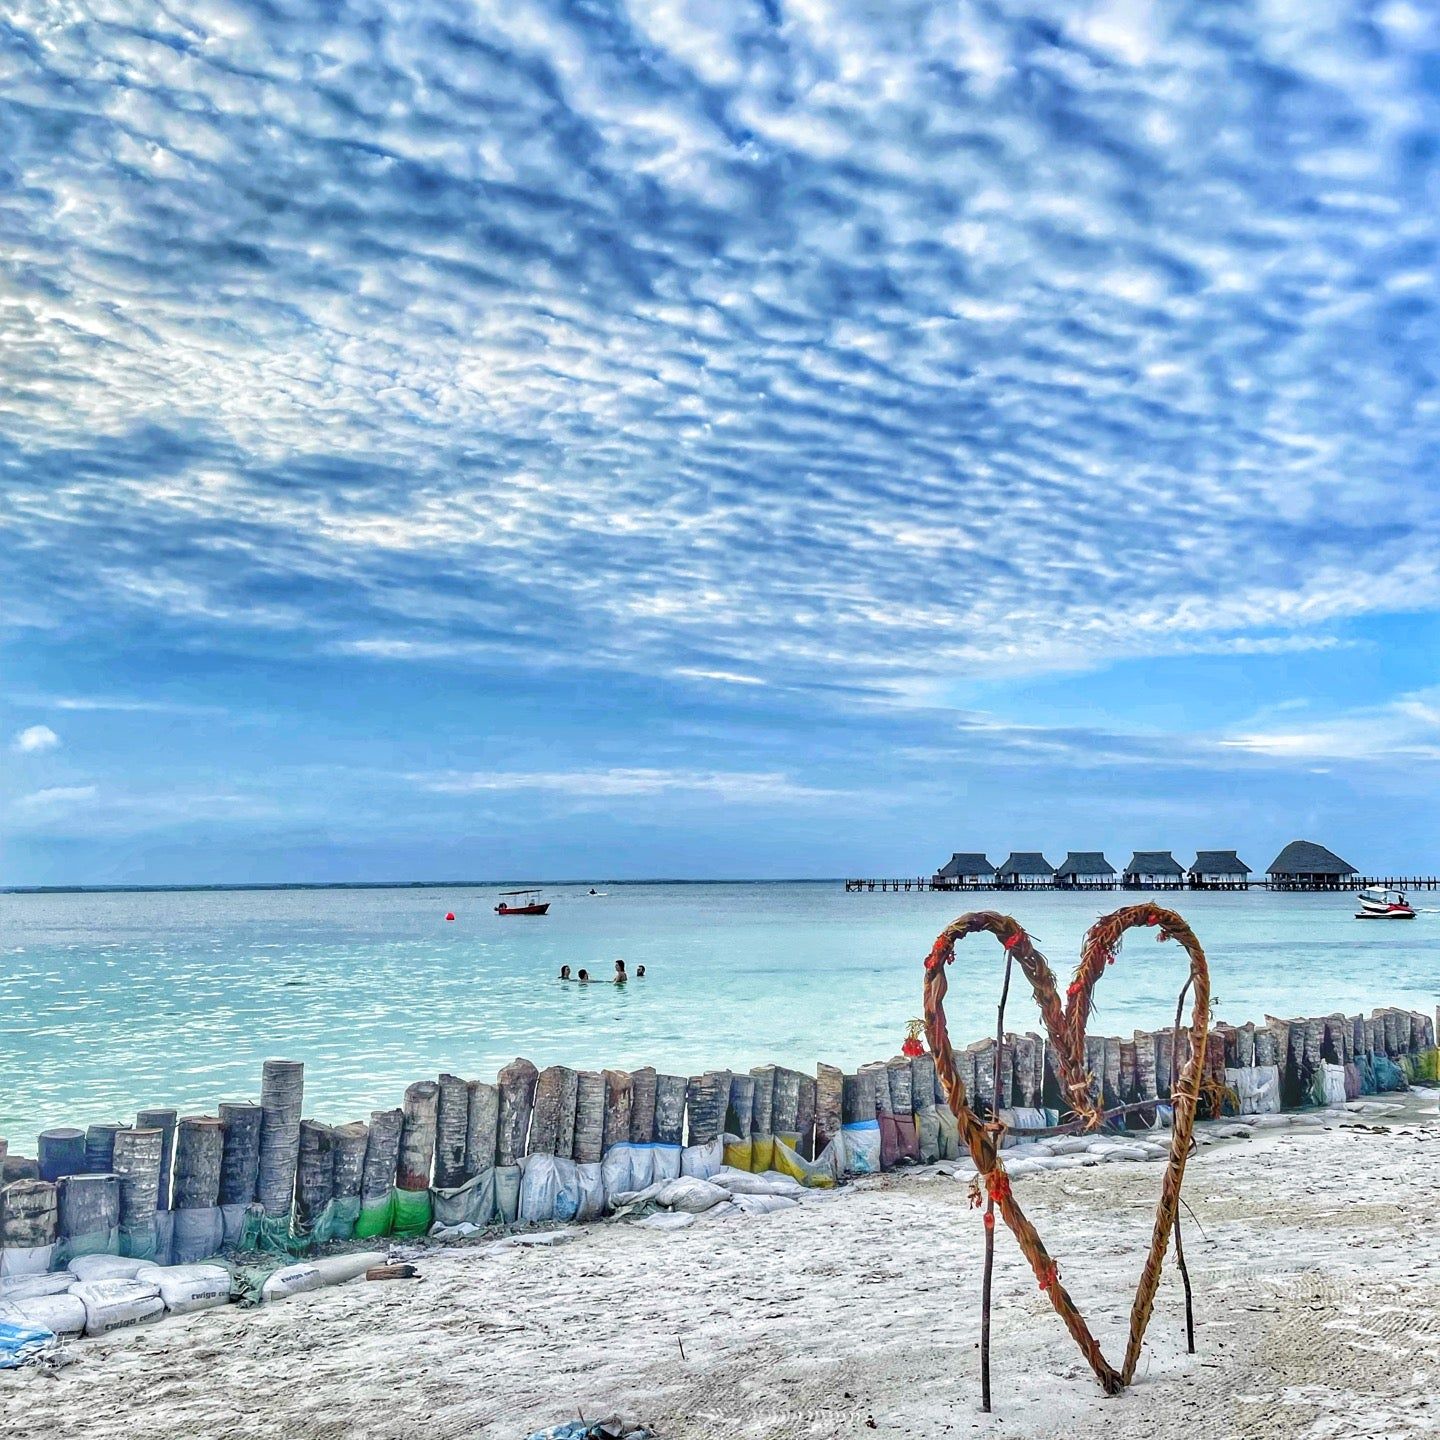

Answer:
[2,0,1439,696]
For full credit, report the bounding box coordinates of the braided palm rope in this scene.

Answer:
[922,905,1211,1396]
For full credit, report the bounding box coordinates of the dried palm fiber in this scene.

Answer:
[572,1072,605,1163]
[39,1129,86,1184]
[815,1064,844,1154]
[529,1067,575,1156]
[725,1074,756,1139]
[257,1060,304,1218]
[112,1128,163,1254]
[434,1074,470,1188]
[601,1070,632,1152]
[685,1071,730,1146]
[332,1121,368,1199]
[772,1068,803,1137]
[218,1102,262,1206]
[136,1108,177,1211]
[796,1073,817,1159]
[360,1109,403,1210]
[465,1082,500,1174]
[653,1075,687,1147]
[923,905,1209,1395]
[1012,1036,1036,1107]
[629,1067,658,1144]
[496,1059,538,1167]
[85,1122,129,1176]
[397,1082,439,1189]
[293,1121,334,1238]
[173,1117,224,1209]
[2,1179,58,1250]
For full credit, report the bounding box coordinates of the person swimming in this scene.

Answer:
[559,965,572,981]
[635,965,646,978]
[577,968,591,983]
[613,959,628,985]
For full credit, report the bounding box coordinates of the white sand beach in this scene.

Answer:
[5,1095,1438,1440]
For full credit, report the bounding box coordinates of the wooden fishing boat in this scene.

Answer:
[495,889,549,916]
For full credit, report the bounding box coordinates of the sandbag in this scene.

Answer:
[651,1144,682,1183]
[915,1105,941,1164]
[1372,1055,1406,1091]
[722,1134,754,1171]
[0,1293,87,1335]
[654,1177,728,1213]
[71,1277,164,1336]
[839,1120,881,1177]
[0,1319,57,1369]
[1312,1062,1348,1109]
[431,1170,496,1230]
[727,1192,799,1217]
[172,1205,224,1264]
[259,1251,384,1304]
[134,1263,232,1315]
[600,1143,646,1203]
[68,1255,151,1283]
[574,1162,605,1222]
[680,1138,722,1180]
[1225,1065,1281,1115]
[769,1137,837,1188]
[0,1272,74,1302]
[494,1164,522,1226]
[391,1186,434,1238]
[713,1168,804,1197]
[519,1154,584,1224]
[936,1107,961,1161]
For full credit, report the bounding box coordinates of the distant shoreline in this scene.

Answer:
[1,877,840,896]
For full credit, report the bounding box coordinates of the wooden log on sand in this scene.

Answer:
[629,1067,658,1145]
[496,1060,539,1167]
[218,1102,263,1207]
[653,1074,687,1148]
[434,1074,470,1188]
[257,1060,305,1219]
[136,1108,177,1211]
[573,1072,605,1164]
[465,1082,500,1175]
[815,1064,844,1155]
[172,1116,224,1209]
[398,1081,439,1190]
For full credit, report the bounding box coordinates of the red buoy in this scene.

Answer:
[445,912,455,922]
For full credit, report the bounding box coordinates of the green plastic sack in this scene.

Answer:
[242,1211,308,1256]
[390,1187,432,1237]
[1416,1048,1440,1083]
[316,1195,361,1245]
[353,1192,395,1239]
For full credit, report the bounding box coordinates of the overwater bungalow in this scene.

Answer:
[1188,850,1252,890]
[932,852,996,889]
[1054,852,1117,890]
[994,852,1055,890]
[1122,851,1185,890]
[1267,840,1358,891]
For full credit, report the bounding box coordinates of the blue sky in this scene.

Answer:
[3,0,1439,884]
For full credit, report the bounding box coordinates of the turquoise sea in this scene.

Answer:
[3,883,1437,1151]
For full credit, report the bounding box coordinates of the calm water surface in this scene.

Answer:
[3,883,1437,1149]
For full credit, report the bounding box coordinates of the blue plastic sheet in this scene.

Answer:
[0,1320,55,1370]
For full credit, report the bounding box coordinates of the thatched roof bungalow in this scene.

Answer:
[1054,852,1117,889]
[933,852,996,888]
[995,852,1055,889]
[1122,851,1185,890]
[1188,850,1252,890]
[1267,840,1358,890]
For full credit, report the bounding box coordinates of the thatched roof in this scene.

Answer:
[934,852,994,878]
[1055,851,1115,877]
[1267,840,1356,876]
[1190,850,1251,876]
[1124,850,1184,877]
[996,851,1054,877]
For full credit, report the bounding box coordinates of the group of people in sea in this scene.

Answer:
[559,958,644,985]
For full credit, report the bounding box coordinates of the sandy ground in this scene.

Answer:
[5,1094,1439,1440]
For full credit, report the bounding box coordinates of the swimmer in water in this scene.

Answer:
[559,964,572,981]
[577,968,591,983]
[636,965,646,978]
[613,959,628,985]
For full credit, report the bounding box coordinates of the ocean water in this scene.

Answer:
[2,883,1437,1151]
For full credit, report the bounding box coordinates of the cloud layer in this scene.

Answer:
[4,0,1439,695]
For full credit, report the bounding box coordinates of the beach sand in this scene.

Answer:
[5,1094,1438,1440]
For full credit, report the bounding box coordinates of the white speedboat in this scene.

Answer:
[1355,887,1415,920]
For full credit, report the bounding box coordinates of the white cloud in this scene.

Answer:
[13,724,60,753]
[411,767,834,802]
[15,784,96,808]
[1220,689,1440,763]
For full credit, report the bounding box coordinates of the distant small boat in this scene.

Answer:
[495,889,550,916]
[585,888,609,897]
[1355,887,1415,920]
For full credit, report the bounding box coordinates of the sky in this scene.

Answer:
[3,0,1440,885]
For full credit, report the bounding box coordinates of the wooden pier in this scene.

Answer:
[845,875,1440,893]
